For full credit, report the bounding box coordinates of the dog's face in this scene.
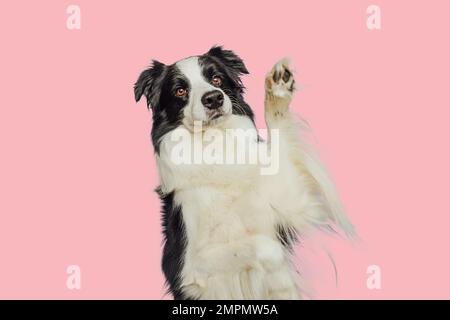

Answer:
[134,46,254,152]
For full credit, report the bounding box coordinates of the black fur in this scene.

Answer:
[134,60,166,109]
[276,224,298,252]
[157,187,189,300]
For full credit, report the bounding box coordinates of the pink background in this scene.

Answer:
[1,0,449,299]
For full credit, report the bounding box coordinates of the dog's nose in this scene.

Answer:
[201,90,224,110]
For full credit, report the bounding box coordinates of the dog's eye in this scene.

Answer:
[175,88,187,97]
[211,76,222,87]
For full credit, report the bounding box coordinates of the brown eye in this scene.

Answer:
[175,88,187,97]
[211,76,222,87]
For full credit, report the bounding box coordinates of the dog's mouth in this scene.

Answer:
[184,112,228,132]
[209,112,223,121]
[203,111,229,128]
[205,108,227,122]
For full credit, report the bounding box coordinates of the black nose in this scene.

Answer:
[201,90,224,110]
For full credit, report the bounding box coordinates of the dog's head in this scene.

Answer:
[134,46,254,152]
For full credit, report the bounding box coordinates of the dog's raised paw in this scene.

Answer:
[265,59,295,99]
[265,59,295,114]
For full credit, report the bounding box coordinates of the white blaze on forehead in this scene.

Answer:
[175,56,209,87]
[176,56,215,124]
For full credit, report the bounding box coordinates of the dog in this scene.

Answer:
[134,46,354,299]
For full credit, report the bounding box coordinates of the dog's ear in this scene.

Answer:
[206,46,249,75]
[134,60,166,110]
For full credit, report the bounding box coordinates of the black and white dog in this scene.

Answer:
[134,46,354,299]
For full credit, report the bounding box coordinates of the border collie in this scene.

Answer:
[134,46,354,299]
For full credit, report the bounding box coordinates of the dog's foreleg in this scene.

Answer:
[263,59,354,235]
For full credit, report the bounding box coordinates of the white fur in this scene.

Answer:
[156,60,353,299]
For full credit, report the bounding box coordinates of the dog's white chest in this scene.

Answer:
[176,186,252,244]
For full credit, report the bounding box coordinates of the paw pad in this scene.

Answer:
[266,59,296,98]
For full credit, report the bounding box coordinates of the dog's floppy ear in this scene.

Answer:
[206,46,249,75]
[134,60,166,110]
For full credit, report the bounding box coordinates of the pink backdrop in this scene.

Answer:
[1,0,449,299]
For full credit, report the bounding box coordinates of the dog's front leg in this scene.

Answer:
[263,59,316,232]
[263,60,354,235]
